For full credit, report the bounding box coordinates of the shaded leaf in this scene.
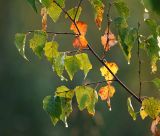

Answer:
[64,56,80,80]
[74,86,98,115]
[29,30,47,57]
[151,116,160,136]
[152,78,160,90]
[88,0,104,29]
[100,61,118,83]
[15,33,28,61]
[27,0,37,12]
[127,97,136,120]
[65,7,82,21]
[75,53,92,78]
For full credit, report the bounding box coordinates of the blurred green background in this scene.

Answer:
[0,0,160,136]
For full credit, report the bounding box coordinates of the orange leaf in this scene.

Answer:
[98,84,115,101]
[101,28,117,51]
[73,36,88,49]
[151,116,160,136]
[70,21,87,36]
[95,5,104,30]
[41,7,47,31]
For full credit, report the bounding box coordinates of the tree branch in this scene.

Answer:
[84,80,117,86]
[74,0,83,21]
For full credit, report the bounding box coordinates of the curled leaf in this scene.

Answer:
[127,97,136,120]
[151,116,160,136]
[41,7,47,31]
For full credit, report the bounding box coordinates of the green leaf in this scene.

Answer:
[64,56,80,80]
[127,97,136,120]
[152,78,160,90]
[114,17,128,28]
[88,0,105,29]
[29,30,47,58]
[74,86,98,115]
[52,52,67,81]
[43,41,59,60]
[42,0,65,22]
[141,97,160,119]
[118,27,137,64]
[55,86,74,99]
[27,0,37,12]
[15,33,28,61]
[75,53,92,78]
[43,95,73,127]
[114,0,129,18]
[43,96,62,126]
[65,7,82,21]
[145,35,160,73]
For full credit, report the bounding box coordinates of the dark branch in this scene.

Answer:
[84,80,117,86]
[74,0,83,21]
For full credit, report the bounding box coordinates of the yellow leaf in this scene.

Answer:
[100,62,118,82]
[140,107,148,120]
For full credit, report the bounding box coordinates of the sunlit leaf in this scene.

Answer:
[52,52,66,81]
[75,53,92,78]
[127,97,136,120]
[100,61,118,82]
[88,0,104,29]
[43,41,59,60]
[15,33,28,61]
[29,30,47,57]
[73,36,88,49]
[101,28,118,51]
[64,56,80,80]
[140,97,160,119]
[74,86,98,115]
[65,7,82,21]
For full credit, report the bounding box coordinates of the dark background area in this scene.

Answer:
[0,0,160,136]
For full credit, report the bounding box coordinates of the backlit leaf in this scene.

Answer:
[140,97,160,119]
[65,7,82,21]
[127,97,136,120]
[15,33,28,61]
[100,61,118,82]
[73,36,88,49]
[43,41,59,60]
[88,0,104,29]
[75,53,92,78]
[75,86,98,115]
[27,0,37,12]
[101,28,118,51]
[64,56,80,80]
[150,116,160,136]
[29,30,47,57]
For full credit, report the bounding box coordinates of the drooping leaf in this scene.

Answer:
[41,7,47,31]
[127,97,136,120]
[140,97,160,119]
[150,116,160,136]
[101,28,118,51]
[145,35,160,73]
[100,61,118,82]
[88,0,104,29]
[55,86,74,99]
[15,33,28,61]
[29,30,47,57]
[27,0,37,12]
[52,52,66,81]
[70,21,88,35]
[43,95,73,127]
[43,41,59,60]
[65,7,82,21]
[114,0,129,18]
[75,53,92,78]
[118,27,137,64]
[74,86,98,115]
[64,56,80,80]
[152,78,160,90]
[43,96,62,125]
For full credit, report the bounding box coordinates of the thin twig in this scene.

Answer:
[74,0,83,21]
[27,30,78,36]
[65,48,89,54]
[101,1,112,59]
[84,80,117,86]
[137,22,142,99]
